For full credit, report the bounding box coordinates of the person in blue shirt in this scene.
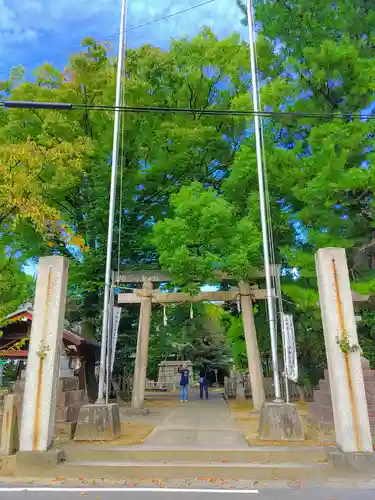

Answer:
[178,364,189,401]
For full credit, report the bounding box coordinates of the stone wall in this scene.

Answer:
[157,361,194,388]
[1,376,88,442]
[307,357,375,443]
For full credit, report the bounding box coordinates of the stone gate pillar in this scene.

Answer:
[239,281,265,410]
[131,280,153,410]
[16,257,68,472]
[316,248,373,454]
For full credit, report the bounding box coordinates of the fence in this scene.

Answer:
[224,373,314,401]
[145,380,176,391]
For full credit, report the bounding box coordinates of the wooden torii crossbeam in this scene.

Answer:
[116,270,268,411]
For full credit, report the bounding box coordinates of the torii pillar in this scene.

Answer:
[239,281,265,410]
[131,280,153,410]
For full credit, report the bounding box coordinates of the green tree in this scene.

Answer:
[0,245,33,324]
[233,0,375,380]
[145,303,232,380]
[0,31,262,369]
[153,182,262,286]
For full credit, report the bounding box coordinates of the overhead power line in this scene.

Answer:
[103,0,217,41]
[1,100,374,121]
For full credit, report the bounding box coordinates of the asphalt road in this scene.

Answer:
[1,487,375,500]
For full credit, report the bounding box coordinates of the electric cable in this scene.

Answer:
[2,100,374,120]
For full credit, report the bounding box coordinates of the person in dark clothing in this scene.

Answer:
[178,364,189,401]
[199,365,209,400]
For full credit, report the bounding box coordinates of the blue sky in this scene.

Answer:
[2,0,245,277]
[0,0,246,79]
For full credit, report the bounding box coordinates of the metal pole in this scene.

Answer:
[275,265,290,403]
[245,0,281,400]
[97,0,129,403]
[105,281,114,404]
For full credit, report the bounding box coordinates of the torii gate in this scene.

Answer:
[116,270,270,411]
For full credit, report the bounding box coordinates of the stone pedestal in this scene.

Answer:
[74,403,121,441]
[16,449,64,476]
[328,450,375,476]
[258,402,305,441]
[316,248,373,453]
[19,256,69,452]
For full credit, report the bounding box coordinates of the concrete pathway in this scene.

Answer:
[141,392,248,449]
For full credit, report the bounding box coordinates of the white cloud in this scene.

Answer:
[0,0,246,74]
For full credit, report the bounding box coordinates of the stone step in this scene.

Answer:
[55,422,77,440]
[319,379,329,391]
[55,404,82,423]
[314,388,375,406]
[312,403,375,424]
[52,460,329,481]
[323,369,375,382]
[314,390,331,407]
[57,390,88,406]
[59,378,80,392]
[12,377,80,394]
[60,445,329,465]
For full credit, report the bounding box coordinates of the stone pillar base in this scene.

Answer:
[16,449,64,476]
[258,402,305,441]
[74,403,121,441]
[329,450,375,476]
[123,408,150,416]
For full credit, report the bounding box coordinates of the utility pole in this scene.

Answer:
[245,0,281,401]
[97,0,128,403]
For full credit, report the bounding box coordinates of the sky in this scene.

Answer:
[2,0,246,276]
[0,0,247,79]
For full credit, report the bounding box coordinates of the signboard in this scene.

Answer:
[110,307,122,373]
[281,313,298,383]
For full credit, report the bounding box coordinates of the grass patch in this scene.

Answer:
[69,422,155,447]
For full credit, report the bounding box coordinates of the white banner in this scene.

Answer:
[110,307,122,373]
[281,313,298,383]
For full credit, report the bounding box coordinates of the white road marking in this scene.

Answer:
[0,487,259,494]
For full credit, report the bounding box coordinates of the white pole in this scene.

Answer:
[105,281,114,404]
[245,0,281,401]
[97,0,129,403]
[275,265,290,403]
